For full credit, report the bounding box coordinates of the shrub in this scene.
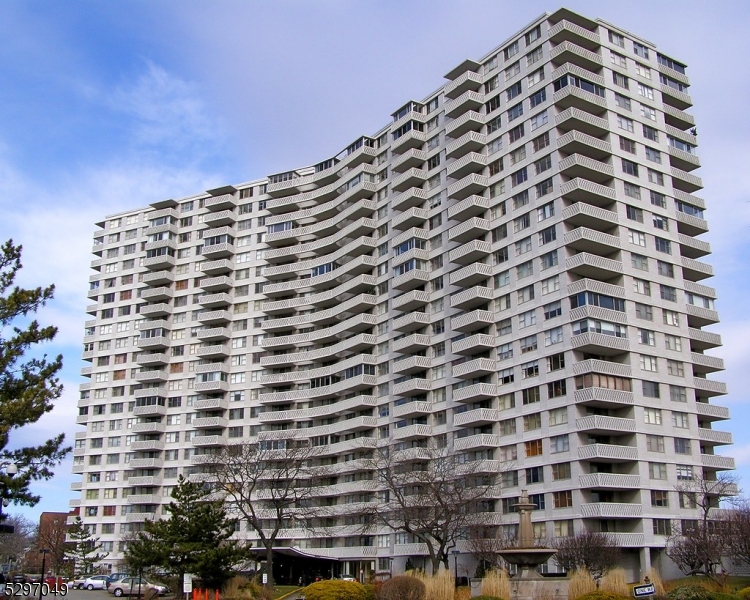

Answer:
[575,593,631,600]
[378,575,425,600]
[481,569,510,600]
[737,589,750,600]
[599,568,628,597]
[409,570,451,600]
[647,568,666,597]
[303,580,368,600]
[569,567,597,600]
[666,585,713,600]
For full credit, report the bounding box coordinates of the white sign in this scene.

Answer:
[183,574,194,594]
[262,573,268,585]
[633,583,656,597]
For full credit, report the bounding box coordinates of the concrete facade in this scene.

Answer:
[72,8,733,581]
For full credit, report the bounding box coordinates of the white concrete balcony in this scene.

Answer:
[664,104,695,130]
[452,383,496,403]
[194,416,229,429]
[136,352,169,366]
[555,107,610,136]
[200,275,233,292]
[197,309,232,325]
[676,212,709,238]
[569,304,627,325]
[262,313,376,350]
[393,378,431,397]
[259,375,378,404]
[698,428,732,445]
[548,19,601,49]
[686,304,719,328]
[195,380,230,393]
[454,434,500,451]
[449,262,493,287]
[669,145,700,172]
[452,333,495,355]
[553,85,607,115]
[200,258,234,275]
[564,227,620,253]
[679,235,711,260]
[576,415,636,434]
[204,193,236,210]
[451,309,493,332]
[393,312,430,332]
[196,397,229,411]
[203,209,236,227]
[190,453,223,465]
[453,358,496,379]
[134,386,165,398]
[393,268,430,291]
[264,239,377,279]
[566,252,623,278]
[266,174,314,197]
[125,512,157,522]
[454,408,499,427]
[550,40,603,71]
[192,435,228,447]
[693,378,727,397]
[197,344,230,358]
[392,207,429,230]
[131,440,165,452]
[260,333,377,367]
[579,473,641,489]
[127,494,158,504]
[448,216,491,243]
[562,202,618,229]
[449,239,491,265]
[701,454,735,470]
[393,290,430,312]
[132,422,166,434]
[143,270,174,286]
[392,187,428,211]
[393,423,433,440]
[580,502,642,518]
[443,89,484,119]
[129,457,164,469]
[450,285,493,309]
[444,70,483,98]
[391,130,427,153]
[691,352,724,374]
[133,404,167,417]
[261,354,376,384]
[138,335,170,350]
[260,395,376,424]
[681,256,713,281]
[445,110,484,139]
[262,274,377,313]
[135,370,168,382]
[572,359,631,378]
[393,400,432,419]
[392,355,432,375]
[447,174,488,200]
[391,168,428,193]
[392,333,431,354]
[695,402,730,421]
[446,131,486,159]
[391,149,428,173]
[198,292,232,308]
[559,153,614,183]
[578,443,638,461]
[196,327,231,342]
[572,332,629,355]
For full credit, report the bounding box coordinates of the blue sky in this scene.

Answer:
[0,0,748,522]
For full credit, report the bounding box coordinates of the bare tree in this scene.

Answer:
[553,532,621,579]
[665,472,739,585]
[214,438,328,588]
[466,526,510,576]
[367,443,496,574]
[36,515,70,575]
[0,514,35,567]
[727,500,750,569]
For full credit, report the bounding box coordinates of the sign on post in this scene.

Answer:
[633,583,656,597]
[262,573,268,585]
[183,574,194,594]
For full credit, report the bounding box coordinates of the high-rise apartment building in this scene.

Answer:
[73,8,734,581]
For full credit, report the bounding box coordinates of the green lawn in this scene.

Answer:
[272,585,300,599]
[665,575,750,593]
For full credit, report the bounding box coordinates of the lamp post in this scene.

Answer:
[39,549,50,600]
[452,550,460,588]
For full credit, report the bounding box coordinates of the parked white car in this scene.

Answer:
[84,575,110,590]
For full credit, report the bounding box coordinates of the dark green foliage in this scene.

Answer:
[378,575,425,600]
[666,585,713,600]
[0,240,69,507]
[124,475,246,589]
[302,580,367,600]
[736,588,750,600]
[66,515,108,575]
[471,595,507,600]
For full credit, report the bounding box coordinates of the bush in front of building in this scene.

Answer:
[303,580,368,600]
[574,592,631,600]
[736,588,750,600]
[470,595,507,600]
[665,585,742,600]
[378,575,425,600]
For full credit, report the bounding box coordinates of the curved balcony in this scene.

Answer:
[392,378,431,397]
[391,168,428,193]
[259,374,378,404]
[449,262,493,287]
[261,354,376,384]
[449,239,491,265]
[452,383,496,403]
[393,207,429,230]
[392,356,432,375]
[451,309,493,333]
[555,107,610,136]
[449,285,493,310]
[444,90,485,118]
[393,290,430,312]
[559,154,614,183]
[393,423,433,441]
[447,174,488,201]
[263,294,377,332]
[391,130,427,153]
[393,311,430,333]
[260,395,376,424]
[263,217,377,262]
[391,149,428,173]
[263,256,377,297]
[448,216,491,243]
[265,239,377,279]
[263,274,377,313]
[454,433,499,451]
[445,111,483,139]
[392,187,429,212]
[454,408,498,427]
[444,70,483,99]
[578,444,637,463]
[393,268,430,291]
[262,313,377,350]
[392,333,431,354]
[581,503,642,519]
[260,333,377,367]
[446,131,486,159]
[579,473,641,489]
[452,358,496,379]
[452,333,495,355]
